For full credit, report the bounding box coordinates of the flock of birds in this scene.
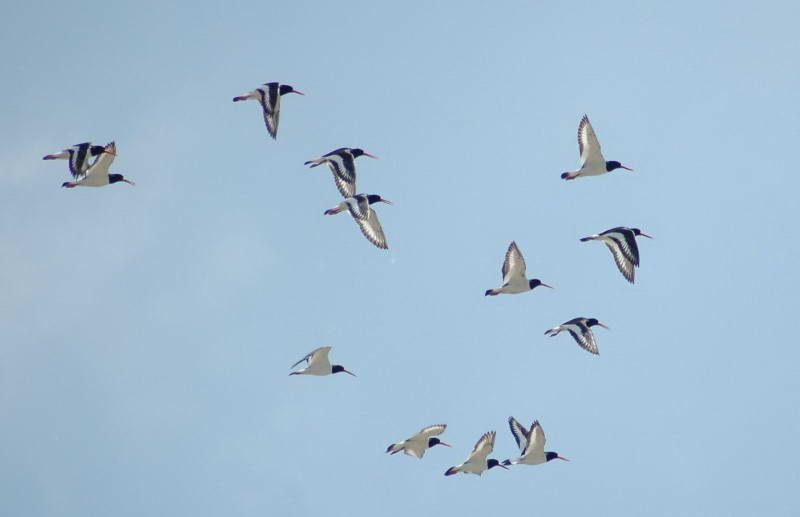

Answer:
[42,80,651,477]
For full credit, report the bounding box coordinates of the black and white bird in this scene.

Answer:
[444,431,508,476]
[562,115,633,180]
[580,227,652,283]
[485,241,553,296]
[324,194,392,249]
[58,142,134,188]
[289,346,355,377]
[544,317,609,355]
[43,142,110,178]
[304,148,378,198]
[233,82,304,139]
[501,417,568,467]
[386,424,450,458]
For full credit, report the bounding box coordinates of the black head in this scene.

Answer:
[631,228,653,239]
[605,160,633,172]
[586,318,599,327]
[529,279,553,290]
[89,145,106,156]
[546,451,569,462]
[366,194,392,205]
[279,84,304,96]
[487,458,509,470]
[427,437,449,448]
[108,174,134,185]
[331,364,356,376]
[351,148,365,158]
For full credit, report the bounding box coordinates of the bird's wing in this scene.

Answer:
[419,424,447,439]
[351,207,388,249]
[508,417,530,453]
[259,84,280,139]
[501,241,526,284]
[326,152,356,198]
[567,326,599,355]
[68,142,92,178]
[290,346,331,369]
[83,142,116,180]
[601,228,639,264]
[603,240,636,284]
[578,115,605,167]
[522,420,546,457]
[468,431,495,463]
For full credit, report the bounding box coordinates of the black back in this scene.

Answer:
[605,160,624,171]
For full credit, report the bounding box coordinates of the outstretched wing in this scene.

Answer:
[349,206,388,249]
[290,346,332,369]
[567,325,599,355]
[467,431,495,463]
[501,241,526,284]
[326,151,357,198]
[522,420,546,457]
[508,417,530,453]
[419,424,447,439]
[259,83,281,139]
[578,115,604,167]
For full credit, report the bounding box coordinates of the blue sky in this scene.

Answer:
[1,1,799,515]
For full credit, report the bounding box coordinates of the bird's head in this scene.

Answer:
[332,365,356,377]
[487,459,509,470]
[606,160,634,172]
[109,174,135,186]
[586,318,610,330]
[427,437,451,449]
[546,451,569,462]
[366,194,392,206]
[279,84,304,96]
[632,228,653,239]
[529,279,553,290]
[90,145,108,156]
[351,149,378,160]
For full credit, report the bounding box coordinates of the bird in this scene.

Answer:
[485,241,553,296]
[561,115,633,180]
[386,424,450,458]
[232,82,304,139]
[580,227,652,283]
[501,417,568,466]
[544,317,609,355]
[304,148,378,198]
[444,431,508,476]
[324,194,392,249]
[43,142,110,178]
[289,346,355,377]
[59,142,134,188]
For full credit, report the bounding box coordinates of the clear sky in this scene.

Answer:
[1,1,799,516]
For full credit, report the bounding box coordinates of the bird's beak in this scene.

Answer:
[498,463,510,470]
[439,441,452,448]
[380,199,393,205]
[541,282,554,289]
[363,152,379,159]
[598,322,610,330]
[343,369,356,377]
[123,179,135,185]
[556,455,570,461]
[620,165,634,171]
[640,232,653,239]
[291,90,305,96]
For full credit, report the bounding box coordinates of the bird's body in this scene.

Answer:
[43,142,108,178]
[544,317,609,355]
[502,417,568,466]
[233,82,303,139]
[305,148,377,198]
[324,194,391,249]
[485,241,553,296]
[444,431,508,476]
[289,346,355,377]
[58,142,134,188]
[386,424,450,459]
[580,227,652,283]
[562,115,633,180]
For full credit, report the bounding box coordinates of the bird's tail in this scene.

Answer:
[304,158,324,168]
[485,288,500,296]
[544,327,562,337]
[386,443,402,455]
[561,172,579,180]
[324,204,346,216]
[232,94,251,102]
[579,235,598,242]
[444,466,460,476]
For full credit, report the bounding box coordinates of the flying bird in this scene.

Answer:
[386,424,450,458]
[544,317,609,355]
[304,148,378,198]
[289,346,355,377]
[502,417,568,467]
[562,115,633,180]
[324,194,392,249]
[485,241,553,296]
[59,142,134,188]
[43,142,110,178]
[444,431,508,476]
[580,227,652,283]
[233,82,304,139]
